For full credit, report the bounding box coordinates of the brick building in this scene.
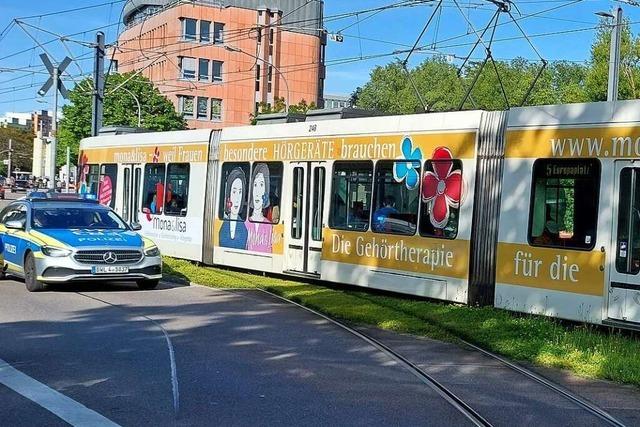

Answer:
[113,0,326,129]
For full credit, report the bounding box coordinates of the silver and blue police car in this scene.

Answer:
[0,192,162,292]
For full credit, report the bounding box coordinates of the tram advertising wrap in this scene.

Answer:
[79,100,640,328]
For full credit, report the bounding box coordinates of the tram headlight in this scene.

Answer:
[144,246,160,257]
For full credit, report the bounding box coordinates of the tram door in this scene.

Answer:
[121,164,143,225]
[285,162,327,276]
[608,161,640,324]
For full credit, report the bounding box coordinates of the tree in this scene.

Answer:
[250,97,318,124]
[57,73,187,166]
[585,18,640,101]
[0,127,34,176]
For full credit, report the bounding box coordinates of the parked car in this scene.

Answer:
[12,180,30,192]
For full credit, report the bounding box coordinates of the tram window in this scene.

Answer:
[420,159,463,239]
[133,168,141,223]
[85,165,100,195]
[100,164,118,208]
[123,168,131,221]
[372,161,420,235]
[312,167,326,241]
[528,159,600,250]
[218,162,250,221]
[329,161,373,231]
[165,163,190,217]
[291,167,304,239]
[248,162,282,224]
[143,163,166,215]
[615,168,640,274]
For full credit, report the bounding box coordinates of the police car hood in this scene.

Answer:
[39,229,143,248]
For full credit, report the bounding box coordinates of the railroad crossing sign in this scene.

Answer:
[37,53,71,99]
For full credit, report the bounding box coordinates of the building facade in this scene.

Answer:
[113,0,326,129]
[0,112,33,131]
[323,94,351,109]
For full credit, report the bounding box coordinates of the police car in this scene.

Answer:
[0,192,162,292]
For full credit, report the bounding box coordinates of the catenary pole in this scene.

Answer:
[49,66,58,189]
[7,138,12,181]
[66,146,70,192]
[92,31,105,136]
[608,7,623,102]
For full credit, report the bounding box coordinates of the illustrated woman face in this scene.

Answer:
[230,177,243,216]
[253,173,266,211]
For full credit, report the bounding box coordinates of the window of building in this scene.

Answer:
[256,26,262,43]
[210,98,222,121]
[267,66,273,93]
[528,159,600,250]
[180,56,196,80]
[213,22,224,44]
[200,20,211,43]
[198,58,210,81]
[371,161,419,235]
[255,64,261,91]
[100,164,118,209]
[182,18,197,41]
[197,97,208,119]
[165,163,190,216]
[420,158,463,239]
[143,164,166,215]
[269,28,274,44]
[218,162,250,220]
[178,95,194,118]
[329,161,373,231]
[212,60,223,82]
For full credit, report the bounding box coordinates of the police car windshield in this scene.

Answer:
[32,207,128,230]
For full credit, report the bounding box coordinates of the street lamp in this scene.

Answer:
[595,8,623,101]
[121,86,142,127]
[224,45,290,113]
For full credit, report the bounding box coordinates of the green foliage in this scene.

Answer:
[0,127,34,175]
[250,97,318,124]
[355,20,640,114]
[57,73,187,166]
[585,19,640,101]
[164,256,640,386]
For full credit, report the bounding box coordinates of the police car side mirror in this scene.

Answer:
[130,222,142,231]
[5,220,24,230]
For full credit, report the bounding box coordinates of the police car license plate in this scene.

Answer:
[92,266,129,274]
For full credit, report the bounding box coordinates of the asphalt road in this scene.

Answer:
[0,279,477,426]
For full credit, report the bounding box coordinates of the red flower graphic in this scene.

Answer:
[421,147,463,228]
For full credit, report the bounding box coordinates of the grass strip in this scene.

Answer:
[163,257,640,387]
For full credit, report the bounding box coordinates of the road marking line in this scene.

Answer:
[0,358,120,427]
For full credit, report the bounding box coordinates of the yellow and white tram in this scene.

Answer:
[79,100,640,327]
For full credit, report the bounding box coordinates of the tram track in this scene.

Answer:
[252,288,493,427]
[342,291,628,427]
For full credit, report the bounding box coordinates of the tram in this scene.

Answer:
[78,100,640,327]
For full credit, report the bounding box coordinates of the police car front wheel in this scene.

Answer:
[24,252,46,292]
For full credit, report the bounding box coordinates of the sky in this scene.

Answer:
[1,0,640,115]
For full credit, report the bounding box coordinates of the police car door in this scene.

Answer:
[0,204,28,273]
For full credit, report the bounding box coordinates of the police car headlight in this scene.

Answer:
[41,246,72,257]
[144,246,160,257]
